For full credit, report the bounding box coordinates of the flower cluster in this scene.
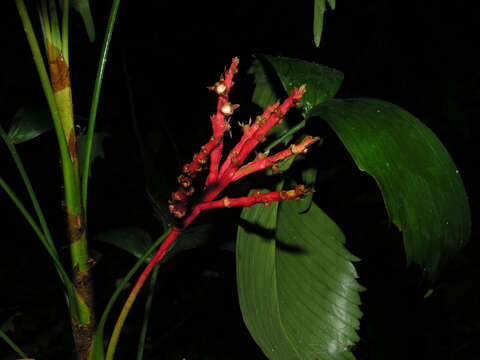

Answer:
[121,58,319,333]
[168,57,319,230]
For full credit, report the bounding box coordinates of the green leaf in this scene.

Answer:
[70,0,95,42]
[261,55,344,115]
[162,224,230,262]
[77,132,108,178]
[297,167,318,212]
[313,0,326,47]
[7,105,53,144]
[248,57,279,111]
[237,199,363,360]
[95,228,153,263]
[307,98,471,277]
[313,0,336,47]
[96,225,226,264]
[248,56,343,145]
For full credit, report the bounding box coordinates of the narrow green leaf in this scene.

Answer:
[70,0,95,42]
[314,0,326,47]
[237,200,363,360]
[7,105,53,144]
[307,98,471,277]
[327,0,336,10]
[0,328,29,359]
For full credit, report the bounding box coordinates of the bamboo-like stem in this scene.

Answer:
[0,329,29,359]
[15,2,96,359]
[82,0,121,218]
[14,0,73,190]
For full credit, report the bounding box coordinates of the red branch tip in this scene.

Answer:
[205,57,240,187]
[169,57,310,221]
[197,185,311,211]
[232,136,320,181]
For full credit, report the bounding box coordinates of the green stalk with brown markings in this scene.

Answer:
[16,1,96,358]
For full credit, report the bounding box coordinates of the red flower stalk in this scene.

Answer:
[160,56,319,285]
[109,59,319,355]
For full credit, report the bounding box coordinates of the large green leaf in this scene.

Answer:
[237,199,363,360]
[307,98,471,276]
[7,105,53,144]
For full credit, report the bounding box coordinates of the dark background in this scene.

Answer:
[1,1,479,359]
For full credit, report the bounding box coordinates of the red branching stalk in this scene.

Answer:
[197,185,311,211]
[166,57,317,256]
[111,59,319,356]
[232,136,319,181]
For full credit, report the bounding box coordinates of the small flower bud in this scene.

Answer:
[208,81,228,96]
[290,144,302,155]
[255,150,270,160]
[223,197,231,208]
[220,102,239,116]
[178,174,191,188]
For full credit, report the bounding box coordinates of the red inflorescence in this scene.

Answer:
[168,58,317,225]
[129,58,319,315]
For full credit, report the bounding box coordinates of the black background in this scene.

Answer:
[1,1,479,359]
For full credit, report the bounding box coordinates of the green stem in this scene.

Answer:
[16,2,95,353]
[14,0,76,209]
[61,0,69,64]
[0,329,29,359]
[36,0,50,54]
[82,0,121,219]
[92,229,171,358]
[136,264,159,360]
[0,126,57,255]
[47,0,62,50]
[105,229,177,360]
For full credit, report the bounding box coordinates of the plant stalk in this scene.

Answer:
[82,0,121,218]
[14,2,96,359]
[105,229,181,360]
[0,329,29,359]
